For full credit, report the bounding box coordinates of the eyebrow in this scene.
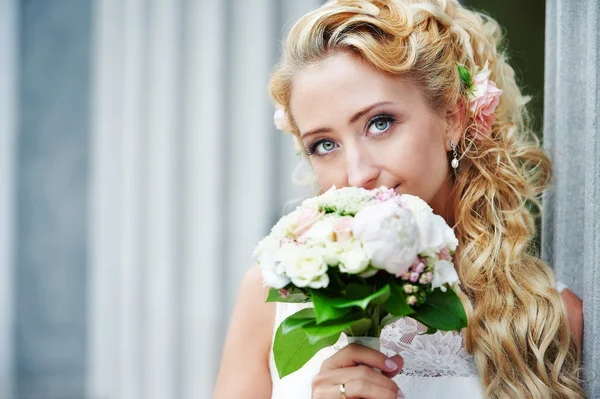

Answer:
[300,101,395,139]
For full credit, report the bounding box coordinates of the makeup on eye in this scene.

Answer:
[366,114,396,137]
[305,138,338,157]
[303,113,398,157]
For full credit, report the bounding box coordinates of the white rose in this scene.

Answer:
[323,242,343,266]
[270,210,300,240]
[303,220,335,243]
[352,202,419,276]
[306,272,330,289]
[338,241,370,274]
[431,260,460,292]
[284,246,329,288]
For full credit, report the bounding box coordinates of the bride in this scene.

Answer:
[214,0,584,398]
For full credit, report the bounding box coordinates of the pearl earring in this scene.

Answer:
[450,139,459,169]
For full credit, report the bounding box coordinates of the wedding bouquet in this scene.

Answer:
[254,186,468,378]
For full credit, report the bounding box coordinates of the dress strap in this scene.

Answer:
[556,281,568,293]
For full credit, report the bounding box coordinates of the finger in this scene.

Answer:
[339,378,398,399]
[317,365,399,394]
[382,355,404,378]
[321,344,399,373]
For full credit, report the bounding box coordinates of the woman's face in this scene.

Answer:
[289,52,460,221]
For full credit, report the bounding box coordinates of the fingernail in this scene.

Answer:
[396,389,406,399]
[385,358,398,371]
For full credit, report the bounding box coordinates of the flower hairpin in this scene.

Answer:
[457,61,503,139]
[273,105,288,131]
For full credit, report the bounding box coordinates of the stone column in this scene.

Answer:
[542,0,600,395]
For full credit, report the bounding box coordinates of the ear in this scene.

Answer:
[443,98,466,151]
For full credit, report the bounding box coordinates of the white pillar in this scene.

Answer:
[543,0,600,395]
[0,0,17,398]
[88,0,318,397]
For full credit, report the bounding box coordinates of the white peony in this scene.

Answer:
[255,237,290,289]
[338,241,370,274]
[431,259,460,292]
[399,194,458,255]
[398,194,433,214]
[352,202,419,276]
[281,245,329,289]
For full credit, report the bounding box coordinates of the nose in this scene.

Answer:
[346,144,380,189]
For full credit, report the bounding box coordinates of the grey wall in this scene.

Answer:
[542,0,600,396]
[16,1,91,397]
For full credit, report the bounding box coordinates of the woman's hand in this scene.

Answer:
[311,343,405,399]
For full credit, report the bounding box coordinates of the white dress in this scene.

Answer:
[269,282,568,398]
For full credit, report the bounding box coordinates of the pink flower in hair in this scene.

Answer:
[458,61,503,139]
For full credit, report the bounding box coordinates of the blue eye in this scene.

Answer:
[368,116,395,136]
[306,139,338,157]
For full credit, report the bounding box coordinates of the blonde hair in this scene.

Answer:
[268,1,585,398]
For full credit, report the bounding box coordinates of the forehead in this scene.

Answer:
[289,52,428,130]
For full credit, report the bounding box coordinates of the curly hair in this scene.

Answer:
[268,1,585,398]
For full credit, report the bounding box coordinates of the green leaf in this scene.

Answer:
[303,313,364,344]
[273,320,340,379]
[266,287,309,303]
[345,318,372,337]
[281,308,317,335]
[344,283,374,299]
[311,290,353,324]
[310,285,391,324]
[423,326,438,335]
[412,288,468,331]
[336,284,391,309]
[384,282,415,317]
[457,63,472,87]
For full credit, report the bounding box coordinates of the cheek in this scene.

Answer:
[312,160,345,190]
[384,125,448,201]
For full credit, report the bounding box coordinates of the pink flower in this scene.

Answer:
[468,62,503,138]
[374,186,398,202]
[404,284,414,294]
[293,207,323,238]
[413,261,425,274]
[407,295,417,306]
[333,216,354,242]
[409,272,420,283]
[273,106,287,131]
[419,272,433,284]
[438,248,451,261]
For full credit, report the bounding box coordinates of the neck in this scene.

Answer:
[430,177,457,227]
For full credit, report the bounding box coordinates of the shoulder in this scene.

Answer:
[214,265,275,398]
[228,263,275,342]
[560,288,583,350]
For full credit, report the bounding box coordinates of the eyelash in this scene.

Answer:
[304,114,397,157]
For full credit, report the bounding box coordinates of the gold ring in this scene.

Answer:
[339,383,347,399]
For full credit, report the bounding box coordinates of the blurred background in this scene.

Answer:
[0,0,544,398]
